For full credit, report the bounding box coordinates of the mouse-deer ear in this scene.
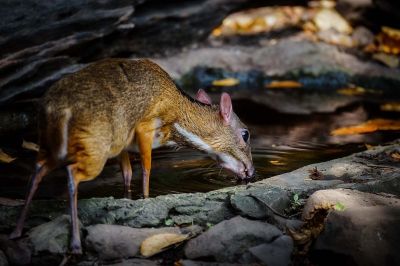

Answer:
[196,89,212,105]
[220,92,232,125]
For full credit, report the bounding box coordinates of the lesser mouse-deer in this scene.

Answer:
[10,58,254,254]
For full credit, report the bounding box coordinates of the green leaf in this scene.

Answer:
[334,202,345,211]
[206,222,213,229]
[293,193,299,202]
[164,218,174,226]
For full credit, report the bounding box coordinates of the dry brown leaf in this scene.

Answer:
[308,167,324,180]
[376,26,400,55]
[22,140,40,152]
[140,233,189,257]
[212,78,240,87]
[381,103,400,112]
[269,160,286,166]
[331,119,400,136]
[391,152,400,161]
[0,149,16,163]
[364,144,375,150]
[266,80,302,89]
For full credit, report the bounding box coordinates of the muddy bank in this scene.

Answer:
[0,141,399,265]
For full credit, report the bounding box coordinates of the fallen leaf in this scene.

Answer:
[381,103,400,112]
[140,233,189,257]
[391,152,400,161]
[337,86,366,96]
[364,144,375,150]
[266,80,302,89]
[22,140,40,152]
[382,26,400,39]
[308,167,324,180]
[212,78,240,87]
[376,26,400,55]
[331,119,400,136]
[269,160,286,166]
[0,149,16,163]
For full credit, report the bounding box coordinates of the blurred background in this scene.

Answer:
[0,0,399,199]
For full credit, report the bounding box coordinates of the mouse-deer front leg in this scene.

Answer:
[119,151,133,198]
[136,122,155,198]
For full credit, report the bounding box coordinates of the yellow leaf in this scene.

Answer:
[331,119,400,136]
[381,103,400,112]
[212,78,240,87]
[391,152,400,161]
[364,144,375,150]
[211,27,222,37]
[0,149,16,163]
[382,26,400,39]
[270,160,286,166]
[140,233,189,257]
[266,80,302,89]
[337,86,366,96]
[22,140,40,152]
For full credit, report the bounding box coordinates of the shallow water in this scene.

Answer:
[0,102,398,200]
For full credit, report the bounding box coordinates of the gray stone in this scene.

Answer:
[104,258,159,266]
[28,215,81,254]
[181,261,255,266]
[0,235,31,266]
[85,224,181,260]
[310,190,400,266]
[184,216,282,262]
[0,250,8,266]
[247,235,293,266]
[230,187,290,219]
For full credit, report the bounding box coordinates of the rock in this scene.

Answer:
[313,205,400,265]
[302,188,400,220]
[246,235,293,266]
[155,39,400,81]
[299,188,400,265]
[373,52,400,68]
[352,26,374,47]
[0,0,277,105]
[184,216,282,262]
[0,250,8,266]
[0,235,31,265]
[230,186,290,219]
[313,8,353,34]
[28,215,81,254]
[85,224,182,260]
[103,258,159,266]
[181,261,252,266]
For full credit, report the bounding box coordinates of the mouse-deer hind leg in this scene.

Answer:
[119,151,133,198]
[9,160,49,239]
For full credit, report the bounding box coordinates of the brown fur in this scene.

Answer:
[11,58,253,254]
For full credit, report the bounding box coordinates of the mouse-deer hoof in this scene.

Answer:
[9,229,22,240]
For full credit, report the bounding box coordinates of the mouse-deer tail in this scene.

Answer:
[39,107,72,163]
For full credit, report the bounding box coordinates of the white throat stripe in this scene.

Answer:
[174,123,212,152]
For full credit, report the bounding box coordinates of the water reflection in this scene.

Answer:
[0,103,397,200]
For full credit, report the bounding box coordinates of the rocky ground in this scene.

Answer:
[0,142,399,265]
[1,1,400,265]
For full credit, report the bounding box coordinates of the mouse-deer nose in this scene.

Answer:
[246,165,255,178]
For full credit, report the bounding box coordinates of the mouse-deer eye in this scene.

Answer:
[241,129,249,143]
